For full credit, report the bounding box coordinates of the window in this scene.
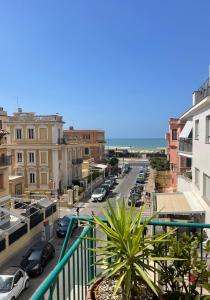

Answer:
[203,173,210,201]
[195,120,199,140]
[0,120,2,129]
[84,147,89,155]
[186,158,192,168]
[39,128,47,140]
[40,151,47,164]
[28,128,34,139]
[206,116,210,143]
[17,152,23,163]
[195,168,200,189]
[172,129,177,140]
[16,128,22,139]
[0,174,4,189]
[40,173,48,185]
[28,152,35,163]
[29,172,35,184]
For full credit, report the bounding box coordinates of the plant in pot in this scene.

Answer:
[86,199,178,300]
[153,231,210,299]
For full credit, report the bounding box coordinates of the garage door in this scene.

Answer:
[204,173,210,201]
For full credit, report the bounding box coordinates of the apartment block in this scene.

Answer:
[63,128,105,162]
[5,109,83,193]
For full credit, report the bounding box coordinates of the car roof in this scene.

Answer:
[1,267,20,276]
[30,241,49,250]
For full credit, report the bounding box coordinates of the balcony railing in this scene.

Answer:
[31,216,210,300]
[0,155,12,167]
[179,138,192,154]
[194,77,210,105]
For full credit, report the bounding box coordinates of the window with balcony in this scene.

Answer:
[28,128,34,139]
[16,128,22,140]
[29,172,35,184]
[203,173,210,201]
[206,116,210,144]
[17,152,23,163]
[195,120,199,140]
[195,168,200,189]
[172,129,177,140]
[28,152,35,163]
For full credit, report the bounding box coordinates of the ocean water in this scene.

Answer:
[106,138,166,150]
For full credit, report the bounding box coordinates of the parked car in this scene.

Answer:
[128,193,143,207]
[136,176,144,184]
[100,183,110,195]
[0,266,29,300]
[56,216,78,238]
[91,187,106,202]
[20,241,55,276]
[104,179,114,189]
[107,175,117,184]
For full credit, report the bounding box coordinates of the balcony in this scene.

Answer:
[32,216,210,300]
[193,77,210,105]
[179,138,192,155]
[0,155,12,167]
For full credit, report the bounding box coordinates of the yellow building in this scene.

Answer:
[6,109,83,194]
[0,108,11,207]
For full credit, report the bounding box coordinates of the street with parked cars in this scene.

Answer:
[0,159,151,300]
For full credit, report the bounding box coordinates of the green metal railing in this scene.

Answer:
[31,217,210,300]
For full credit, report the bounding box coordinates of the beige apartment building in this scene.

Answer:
[5,109,83,194]
[0,108,11,206]
[64,128,105,162]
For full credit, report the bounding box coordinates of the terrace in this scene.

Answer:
[31,215,210,300]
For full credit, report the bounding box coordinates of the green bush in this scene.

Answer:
[149,157,170,171]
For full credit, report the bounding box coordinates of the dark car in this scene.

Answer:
[20,241,55,276]
[100,183,110,195]
[56,216,78,238]
[128,193,143,207]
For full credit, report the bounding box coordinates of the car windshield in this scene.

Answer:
[26,250,42,261]
[0,275,13,292]
[59,216,70,226]
[105,180,111,184]
[93,188,103,194]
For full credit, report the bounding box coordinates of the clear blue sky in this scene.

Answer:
[0,0,210,138]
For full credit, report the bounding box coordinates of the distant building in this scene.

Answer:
[63,128,105,162]
[166,118,186,191]
[5,109,83,193]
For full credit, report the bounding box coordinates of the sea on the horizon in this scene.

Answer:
[106,138,166,150]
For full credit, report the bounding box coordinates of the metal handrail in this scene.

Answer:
[31,216,210,300]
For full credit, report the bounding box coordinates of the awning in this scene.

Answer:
[179,121,193,138]
[156,192,205,215]
[90,163,107,170]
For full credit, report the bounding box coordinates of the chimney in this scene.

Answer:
[69,126,74,130]
[192,91,197,106]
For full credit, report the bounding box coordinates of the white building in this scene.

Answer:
[177,76,210,224]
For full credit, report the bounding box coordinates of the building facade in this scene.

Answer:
[166,118,186,191]
[177,76,210,224]
[63,128,105,162]
[5,110,83,193]
[0,108,11,206]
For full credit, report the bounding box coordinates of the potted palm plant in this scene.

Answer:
[86,199,178,300]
